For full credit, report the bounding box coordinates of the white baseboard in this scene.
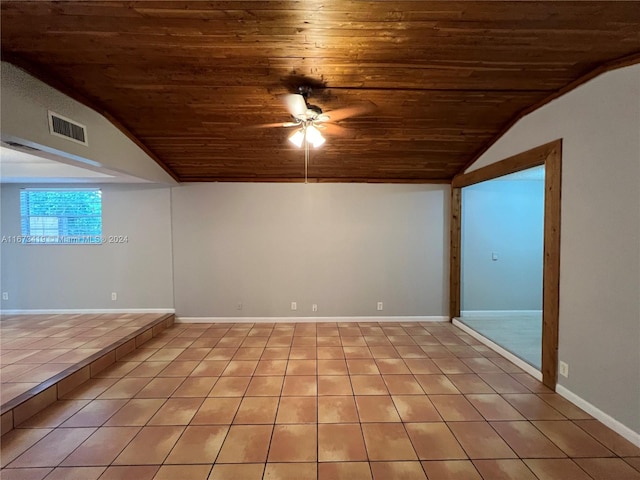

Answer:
[0,308,175,316]
[461,310,542,317]
[176,315,449,324]
[556,384,640,448]
[452,318,542,381]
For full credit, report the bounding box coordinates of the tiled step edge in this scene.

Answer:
[0,313,175,435]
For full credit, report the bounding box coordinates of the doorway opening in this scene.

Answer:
[459,165,545,370]
[449,140,562,389]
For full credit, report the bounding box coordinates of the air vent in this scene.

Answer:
[48,111,88,146]
[3,141,41,152]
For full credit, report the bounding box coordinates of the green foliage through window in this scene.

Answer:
[20,189,102,244]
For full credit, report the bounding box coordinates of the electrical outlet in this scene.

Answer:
[236,302,243,311]
[291,301,297,311]
[559,361,569,378]
[312,304,318,312]
[377,302,383,311]
[111,292,117,301]
[2,292,8,301]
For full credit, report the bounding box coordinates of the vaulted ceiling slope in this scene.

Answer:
[2,1,640,183]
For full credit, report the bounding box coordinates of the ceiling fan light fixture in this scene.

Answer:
[306,124,325,148]
[288,129,305,148]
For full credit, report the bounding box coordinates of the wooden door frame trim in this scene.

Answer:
[449,139,562,390]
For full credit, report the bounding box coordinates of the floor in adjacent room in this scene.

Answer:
[1,321,639,480]
[458,312,542,370]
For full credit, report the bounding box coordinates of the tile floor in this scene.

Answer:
[0,314,170,409]
[1,321,639,480]
[459,313,542,369]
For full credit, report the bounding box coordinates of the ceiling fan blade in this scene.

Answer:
[248,121,299,129]
[283,94,308,117]
[323,101,376,122]
[321,123,357,138]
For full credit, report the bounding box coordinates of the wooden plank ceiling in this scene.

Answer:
[2,1,640,183]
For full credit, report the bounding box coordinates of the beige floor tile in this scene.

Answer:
[447,374,494,394]
[61,426,140,466]
[172,376,217,397]
[351,375,389,395]
[404,359,441,374]
[254,360,287,376]
[98,465,159,480]
[472,459,539,480]
[448,421,517,459]
[164,425,228,464]
[286,359,317,375]
[318,376,352,395]
[355,396,401,422]
[318,423,367,461]
[574,419,640,456]
[523,459,594,480]
[318,462,372,480]
[104,398,166,426]
[574,458,640,480]
[209,377,251,397]
[135,377,184,398]
[233,396,279,424]
[268,424,317,462]
[208,464,264,480]
[113,426,184,465]
[159,360,200,376]
[1,428,53,468]
[370,461,427,480]
[60,399,128,427]
[9,428,96,467]
[245,376,284,396]
[346,359,380,374]
[217,424,273,462]
[191,397,241,424]
[148,397,203,425]
[465,394,525,421]
[361,423,417,461]
[281,375,317,396]
[152,464,212,480]
[420,460,482,480]
[537,394,592,419]
[18,399,89,428]
[429,395,483,421]
[532,420,615,457]
[414,375,459,394]
[0,468,53,480]
[501,393,566,420]
[375,359,410,374]
[276,396,317,423]
[383,375,424,394]
[405,422,467,460]
[392,395,442,422]
[263,463,317,480]
[318,396,358,423]
[491,421,567,458]
[41,466,106,480]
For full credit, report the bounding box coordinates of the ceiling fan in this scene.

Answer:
[255,86,376,182]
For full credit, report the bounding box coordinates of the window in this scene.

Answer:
[20,189,102,244]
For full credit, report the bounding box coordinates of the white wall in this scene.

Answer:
[462,178,544,311]
[467,64,640,435]
[171,182,449,318]
[0,184,174,311]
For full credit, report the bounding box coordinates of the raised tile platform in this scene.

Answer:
[0,312,174,434]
